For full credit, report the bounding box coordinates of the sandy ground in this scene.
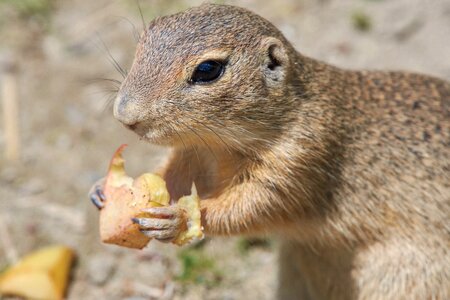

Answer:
[0,0,449,299]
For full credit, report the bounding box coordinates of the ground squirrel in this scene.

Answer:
[90,4,450,299]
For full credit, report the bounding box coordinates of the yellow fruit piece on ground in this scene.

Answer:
[174,184,204,246]
[0,245,74,300]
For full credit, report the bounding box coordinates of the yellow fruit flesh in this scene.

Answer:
[133,173,170,207]
[0,246,74,300]
[174,184,204,246]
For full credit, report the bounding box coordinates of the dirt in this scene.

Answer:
[0,0,449,299]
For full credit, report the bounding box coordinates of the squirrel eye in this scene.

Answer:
[190,60,225,84]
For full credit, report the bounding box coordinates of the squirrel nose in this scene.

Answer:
[113,93,142,126]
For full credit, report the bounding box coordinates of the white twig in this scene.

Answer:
[161,281,175,300]
[0,214,19,265]
[130,281,175,299]
[131,281,164,298]
[1,61,21,162]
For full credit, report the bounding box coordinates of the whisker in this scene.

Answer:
[102,91,118,112]
[114,16,140,43]
[187,116,234,154]
[163,99,270,155]
[81,76,120,112]
[177,118,218,162]
[135,0,147,31]
[81,77,122,86]
[182,130,201,164]
[191,144,201,166]
[164,99,244,152]
[173,127,187,152]
[94,33,128,79]
[87,88,119,96]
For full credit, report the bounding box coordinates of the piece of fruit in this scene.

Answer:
[0,245,74,300]
[99,145,204,249]
[100,145,170,249]
[173,183,204,246]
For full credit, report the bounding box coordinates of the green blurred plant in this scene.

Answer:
[0,0,54,19]
[176,247,222,287]
[0,263,8,275]
[351,10,372,32]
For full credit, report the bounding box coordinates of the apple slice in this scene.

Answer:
[0,245,74,300]
[100,145,170,249]
[99,145,204,249]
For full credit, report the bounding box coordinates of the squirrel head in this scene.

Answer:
[114,4,298,150]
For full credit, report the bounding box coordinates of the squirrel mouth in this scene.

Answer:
[125,122,175,145]
[125,121,208,148]
[125,122,148,137]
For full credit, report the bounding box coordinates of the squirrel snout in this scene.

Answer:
[113,93,143,126]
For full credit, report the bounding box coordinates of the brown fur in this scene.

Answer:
[111,4,449,299]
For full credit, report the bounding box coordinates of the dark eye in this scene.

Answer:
[190,60,225,84]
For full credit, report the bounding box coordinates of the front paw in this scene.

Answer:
[88,177,106,209]
[132,206,187,243]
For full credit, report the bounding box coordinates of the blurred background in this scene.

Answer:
[0,0,449,299]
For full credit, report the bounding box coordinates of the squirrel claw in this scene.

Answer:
[133,206,187,243]
[88,177,106,210]
[95,186,106,202]
[90,193,104,209]
[140,229,178,242]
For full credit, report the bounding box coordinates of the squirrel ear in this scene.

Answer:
[260,37,289,84]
